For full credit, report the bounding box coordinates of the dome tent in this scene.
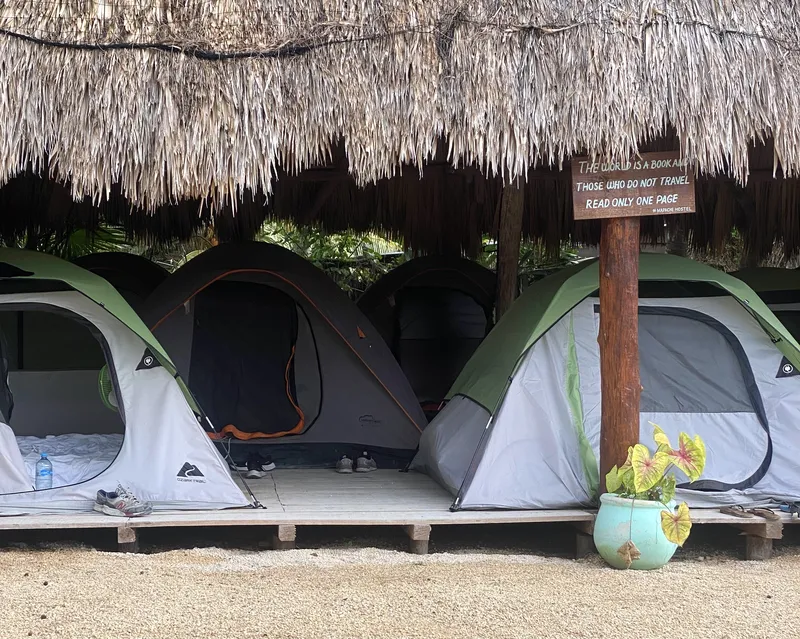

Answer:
[357,256,496,411]
[73,252,168,311]
[142,242,425,468]
[0,248,248,512]
[412,255,800,510]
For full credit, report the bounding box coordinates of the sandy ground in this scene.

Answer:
[1,532,799,639]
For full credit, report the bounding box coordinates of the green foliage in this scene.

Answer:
[477,236,582,288]
[18,227,131,260]
[258,222,405,296]
[605,423,706,546]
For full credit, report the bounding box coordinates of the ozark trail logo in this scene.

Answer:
[776,356,800,379]
[136,349,163,371]
[177,462,206,483]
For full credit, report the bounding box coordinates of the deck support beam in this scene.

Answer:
[404,524,431,555]
[495,180,525,320]
[732,520,782,561]
[117,526,139,553]
[572,521,596,558]
[270,524,297,550]
[744,535,773,561]
[598,217,641,492]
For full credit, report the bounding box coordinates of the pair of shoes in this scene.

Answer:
[244,453,276,479]
[336,452,377,474]
[93,484,153,517]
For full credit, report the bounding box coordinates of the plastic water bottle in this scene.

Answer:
[35,453,53,490]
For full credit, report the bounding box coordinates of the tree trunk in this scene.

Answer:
[495,181,525,320]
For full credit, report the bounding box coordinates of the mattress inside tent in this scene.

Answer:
[15,434,123,489]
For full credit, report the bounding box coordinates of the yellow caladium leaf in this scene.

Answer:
[666,432,706,481]
[617,446,635,484]
[650,423,672,452]
[693,434,706,465]
[661,502,692,546]
[605,465,623,493]
[631,444,670,493]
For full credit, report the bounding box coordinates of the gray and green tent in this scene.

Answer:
[411,254,800,510]
[0,248,247,511]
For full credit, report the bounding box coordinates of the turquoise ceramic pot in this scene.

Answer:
[593,493,678,570]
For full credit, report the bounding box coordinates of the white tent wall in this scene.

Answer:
[410,395,490,495]
[7,372,121,436]
[0,291,247,511]
[455,318,595,509]
[0,422,32,493]
[419,295,800,510]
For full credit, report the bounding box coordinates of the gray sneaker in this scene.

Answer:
[336,456,354,474]
[93,484,153,517]
[355,452,377,473]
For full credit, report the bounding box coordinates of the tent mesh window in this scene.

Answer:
[638,311,756,414]
[189,280,304,438]
[394,287,488,405]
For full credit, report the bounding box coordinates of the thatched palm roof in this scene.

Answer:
[1,1,799,256]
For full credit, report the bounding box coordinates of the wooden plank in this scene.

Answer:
[0,508,596,531]
[571,152,695,220]
[732,521,783,540]
[598,216,641,492]
[495,180,524,319]
[0,472,594,534]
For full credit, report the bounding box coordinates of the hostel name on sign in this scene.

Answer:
[571,151,696,220]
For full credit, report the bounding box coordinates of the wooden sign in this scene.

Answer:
[571,151,696,220]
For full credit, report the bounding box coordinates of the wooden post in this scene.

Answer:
[403,524,431,555]
[598,217,641,493]
[117,527,139,553]
[744,536,773,561]
[269,525,297,550]
[495,180,525,320]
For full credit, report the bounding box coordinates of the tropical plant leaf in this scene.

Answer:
[693,434,707,467]
[666,432,706,481]
[616,540,641,569]
[615,446,636,490]
[630,444,670,493]
[661,502,692,546]
[619,446,634,472]
[650,422,673,452]
[605,466,623,493]
[661,475,677,504]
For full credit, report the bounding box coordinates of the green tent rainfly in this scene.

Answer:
[412,254,800,511]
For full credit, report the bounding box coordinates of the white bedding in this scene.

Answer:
[16,434,123,488]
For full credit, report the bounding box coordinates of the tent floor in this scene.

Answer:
[0,470,795,559]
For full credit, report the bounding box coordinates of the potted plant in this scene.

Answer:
[593,424,706,570]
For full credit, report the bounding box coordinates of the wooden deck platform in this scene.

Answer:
[0,470,795,558]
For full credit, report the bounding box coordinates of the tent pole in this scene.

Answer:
[598,216,641,493]
[495,179,524,320]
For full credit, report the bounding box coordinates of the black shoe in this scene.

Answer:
[256,454,276,472]
[245,460,268,479]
